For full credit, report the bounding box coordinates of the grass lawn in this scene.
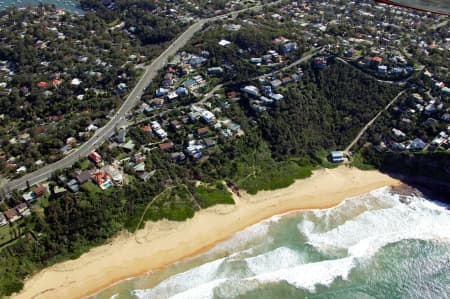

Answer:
[239,161,313,195]
[350,152,376,170]
[314,149,340,169]
[0,225,14,246]
[79,158,92,170]
[194,183,234,208]
[80,181,100,195]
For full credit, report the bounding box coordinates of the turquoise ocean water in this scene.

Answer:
[0,0,82,13]
[89,187,450,299]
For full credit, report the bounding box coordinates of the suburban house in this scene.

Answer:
[241,85,259,96]
[33,185,46,197]
[197,127,210,137]
[104,165,123,185]
[120,140,136,151]
[208,67,224,75]
[330,151,345,163]
[159,142,174,151]
[114,128,127,144]
[4,208,20,223]
[134,162,146,172]
[22,185,46,203]
[88,151,102,163]
[151,121,168,139]
[76,170,93,184]
[407,138,426,151]
[281,42,298,54]
[0,213,7,227]
[16,203,31,217]
[92,172,113,190]
[170,152,186,163]
[67,179,80,193]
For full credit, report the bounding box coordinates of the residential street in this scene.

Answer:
[2,1,283,193]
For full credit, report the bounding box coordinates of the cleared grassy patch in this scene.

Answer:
[80,181,99,195]
[194,183,234,208]
[239,161,313,195]
[350,152,376,170]
[0,225,14,247]
[79,158,91,170]
[137,186,197,227]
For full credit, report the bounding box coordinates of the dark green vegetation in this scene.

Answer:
[0,52,403,297]
[363,150,450,200]
[0,1,447,297]
[79,0,186,46]
[0,6,142,176]
[0,3,187,178]
[183,19,308,82]
[194,183,234,207]
[256,61,402,157]
[240,161,313,195]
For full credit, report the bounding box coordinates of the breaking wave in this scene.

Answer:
[128,186,450,299]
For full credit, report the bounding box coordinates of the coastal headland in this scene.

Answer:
[11,166,401,299]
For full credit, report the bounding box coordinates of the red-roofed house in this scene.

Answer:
[372,56,383,64]
[93,172,112,190]
[52,79,62,88]
[4,208,20,223]
[272,36,289,44]
[142,125,151,132]
[33,185,46,197]
[159,142,174,151]
[37,81,48,88]
[88,151,102,163]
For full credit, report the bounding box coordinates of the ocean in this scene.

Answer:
[0,0,82,13]
[389,0,450,14]
[88,187,450,299]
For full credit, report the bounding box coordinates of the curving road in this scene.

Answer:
[3,20,207,192]
[2,1,284,193]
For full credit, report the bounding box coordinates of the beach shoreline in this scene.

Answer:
[10,166,402,299]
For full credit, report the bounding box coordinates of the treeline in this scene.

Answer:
[0,156,233,296]
[79,0,186,45]
[0,6,144,176]
[0,55,403,297]
[362,150,450,201]
[255,61,402,158]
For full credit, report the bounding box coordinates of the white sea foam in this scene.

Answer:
[205,220,272,257]
[168,279,227,299]
[131,258,225,299]
[300,187,450,258]
[245,246,305,275]
[132,187,450,298]
[246,256,355,292]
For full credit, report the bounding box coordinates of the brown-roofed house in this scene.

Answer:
[4,208,20,223]
[33,185,46,197]
[372,56,383,64]
[170,120,181,130]
[76,170,92,184]
[227,91,238,99]
[159,142,174,151]
[16,203,31,217]
[197,127,209,136]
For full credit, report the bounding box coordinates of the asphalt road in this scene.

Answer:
[3,20,206,192]
[1,0,286,193]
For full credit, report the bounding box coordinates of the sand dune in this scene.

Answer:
[11,166,401,299]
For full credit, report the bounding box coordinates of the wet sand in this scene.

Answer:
[11,166,401,299]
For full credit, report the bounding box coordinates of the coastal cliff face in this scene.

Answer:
[374,152,450,202]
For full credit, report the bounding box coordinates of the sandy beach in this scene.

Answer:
[11,166,401,299]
